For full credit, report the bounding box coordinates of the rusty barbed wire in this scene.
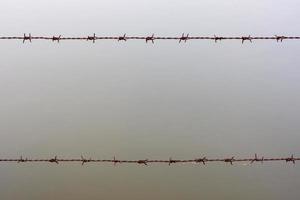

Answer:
[0,154,298,166]
[0,34,300,44]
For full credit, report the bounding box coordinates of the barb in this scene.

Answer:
[241,35,252,43]
[52,35,61,43]
[168,157,179,165]
[22,33,32,43]
[137,159,148,165]
[49,156,59,164]
[1,34,299,44]
[0,154,298,166]
[214,35,225,43]
[113,156,121,166]
[179,33,189,43]
[118,34,127,42]
[17,156,28,163]
[81,155,92,165]
[285,154,296,164]
[145,34,155,44]
[275,35,287,42]
[194,157,207,165]
[250,154,264,164]
[224,157,235,165]
[87,33,96,43]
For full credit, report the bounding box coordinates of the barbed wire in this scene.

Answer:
[0,33,300,44]
[0,154,298,166]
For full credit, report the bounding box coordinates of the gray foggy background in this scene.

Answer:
[0,0,300,199]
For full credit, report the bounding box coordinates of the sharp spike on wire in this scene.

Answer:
[179,33,189,43]
[286,154,296,164]
[275,35,286,42]
[118,34,127,41]
[23,33,32,43]
[169,157,177,165]
[113,156,121,166]
[224,157,235,165]
[18,156,27,163]
[87,33,96,43]
[49,156,59,164]
[146,34,155,44]
[52,35,61,43]
[81,155,91,165]
[214,35,224,43]
[242,35,252,44]
[251,153,258,164]
[195,157,207,165]
[137,159,148,165]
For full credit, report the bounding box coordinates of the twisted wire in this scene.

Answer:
[0,154,298,166]
[1,33,300,43]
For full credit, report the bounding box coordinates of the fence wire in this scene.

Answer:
[1,35,299,167]
[0,34,300,43]
[0,154,298,166]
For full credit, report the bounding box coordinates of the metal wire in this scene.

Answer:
[0,154,298,166]
[0,33,300,43]
[1,35,299,166]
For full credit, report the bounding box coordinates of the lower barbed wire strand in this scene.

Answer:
[0,155,298,165]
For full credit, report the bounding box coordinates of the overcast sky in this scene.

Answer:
[0,0,300,199]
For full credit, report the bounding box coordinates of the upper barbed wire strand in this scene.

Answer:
[0,34,300,43]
